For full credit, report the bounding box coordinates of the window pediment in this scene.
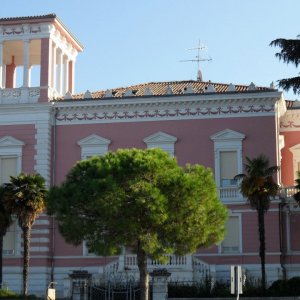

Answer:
[143,131,177,144]
[77,134,110,146]
[210,129,245,142]
[0,136,24,147]
[143,131,177,157]
[77,134,111,159]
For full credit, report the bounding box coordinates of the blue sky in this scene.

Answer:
[0,0,299,99]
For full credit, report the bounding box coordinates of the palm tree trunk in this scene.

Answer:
[137,243,149,300]
[22,226,31,296]
[258,207,266,291]
[0,235,3,289]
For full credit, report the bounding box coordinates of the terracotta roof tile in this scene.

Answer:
[69,80,276,101]
[0,14,56,23]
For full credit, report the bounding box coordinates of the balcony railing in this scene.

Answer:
[0,87,40,103]
[218,186,298,202]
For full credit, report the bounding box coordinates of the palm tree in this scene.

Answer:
[235,155,279,291]
[270,36,300,94]
[2,173,47,296]
[293,171,300,204]
[0,185,13,289]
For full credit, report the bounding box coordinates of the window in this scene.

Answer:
[0,156,17,184]
[221,215,241,254]
[210,129,245,188]
[3,222,16,256]
[1,158,18,256]
[220,151,238,187]
[77,134,111,256]
[143,131,177,157]
[77,134,111,159]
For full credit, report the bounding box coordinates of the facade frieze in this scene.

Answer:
[280,110,300,132]
[54,94,278,125]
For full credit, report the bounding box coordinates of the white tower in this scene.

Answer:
[0,14,83,103]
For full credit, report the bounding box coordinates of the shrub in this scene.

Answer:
[268,277,300,296]
[0,289,38,299]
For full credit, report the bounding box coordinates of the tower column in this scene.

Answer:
[63,56,69,95]
[57,49,63,95]
[6,56,16,88]
[52,44,57,91]
[0,41,3,88]
[23,39,30,87]
[68,60,75,94]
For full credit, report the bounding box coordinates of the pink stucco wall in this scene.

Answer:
[51,114,278,259]
[0,124,36,173]
[54,115,277,184]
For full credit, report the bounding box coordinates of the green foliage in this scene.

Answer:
[242,274,264,297]
[293,171,300,204]
[48,148,227,300]
[268,277,300,297]
[168,279,230,298]
[1,173,47,296]
[168,276,300,298]
[0,289,18,298]
[235,154,279,212]
[2,173,47,230]
[48,148,227,259]
[0,289,38,299]
[235,154,279,291]
[270,36,300,94]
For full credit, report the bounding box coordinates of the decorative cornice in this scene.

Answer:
[55,102,275,124]
[280,110,300,132]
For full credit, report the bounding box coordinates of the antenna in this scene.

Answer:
[180,40,212,81]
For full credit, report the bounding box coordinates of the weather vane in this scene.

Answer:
[180,40,212,81]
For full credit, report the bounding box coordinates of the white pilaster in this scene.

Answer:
[22,39,30,87]
[28,66,32,88]
[52,43,57,91]
[70,59,75,94]
[0,41,3,88]
[57,49,63,95]
[63,56,69,95]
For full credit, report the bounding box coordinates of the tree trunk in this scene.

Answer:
[22,226,31,296]
[137,243,149,300]
[258,206,266,291]
[0,235,3,289]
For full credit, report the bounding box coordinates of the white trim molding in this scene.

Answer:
[143,131,177,157]
[219,212,242,254]
[210,129,245,203]
[0,136,24,174]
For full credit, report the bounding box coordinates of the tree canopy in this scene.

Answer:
[47,148,227,300]
[270,36,300,94]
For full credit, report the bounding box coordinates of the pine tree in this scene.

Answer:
[270,36,300,94]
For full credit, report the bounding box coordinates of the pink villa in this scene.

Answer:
[0,14,300,297]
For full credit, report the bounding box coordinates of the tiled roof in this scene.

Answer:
[286,100,300,108]
[0,14,56,23]
[70,80,276,100]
